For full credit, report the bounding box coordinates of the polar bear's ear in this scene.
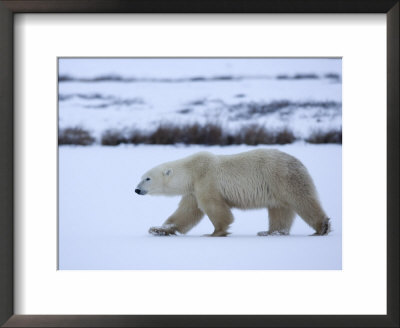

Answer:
[163,168,173,176]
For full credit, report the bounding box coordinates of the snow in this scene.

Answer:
[58,58,342,140]
[58,144,342,270]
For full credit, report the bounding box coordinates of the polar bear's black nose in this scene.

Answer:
[135,188,141,194]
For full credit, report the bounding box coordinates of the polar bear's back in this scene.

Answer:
[214,149,316,209]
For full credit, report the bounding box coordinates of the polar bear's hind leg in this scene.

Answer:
[312,217,331,236]
[257,207,295,236]
[293,196,331,236]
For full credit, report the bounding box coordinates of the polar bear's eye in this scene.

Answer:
[145,177,151,181]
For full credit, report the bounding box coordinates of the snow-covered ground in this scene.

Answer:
[58,144,342,270]
[58,58,342,140]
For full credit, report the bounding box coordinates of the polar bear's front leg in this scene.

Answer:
[149,194,204,236]
[196,194,234,237]
[148,224,177,236]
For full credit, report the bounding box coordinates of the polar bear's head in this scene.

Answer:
[135,162,190,196]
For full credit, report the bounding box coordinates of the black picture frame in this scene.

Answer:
[0,1,398,327]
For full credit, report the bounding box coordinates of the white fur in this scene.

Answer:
[136,149,331,237]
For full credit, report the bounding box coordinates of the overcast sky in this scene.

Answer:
[59,58,341,79]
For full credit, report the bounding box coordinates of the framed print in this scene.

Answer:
[0,1,398,327]
[58,57,342,270]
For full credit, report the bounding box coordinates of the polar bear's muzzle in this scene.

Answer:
[135,188,147,195]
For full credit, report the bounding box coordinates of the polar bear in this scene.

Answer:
[135,149,330,237]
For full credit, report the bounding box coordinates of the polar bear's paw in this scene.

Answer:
[149,225,177,236]
[257,230,289,236]
[203,231,231,237]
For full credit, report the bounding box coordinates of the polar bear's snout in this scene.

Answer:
[135,178,149,195]
[136,174,153,195]
[135,188,147,195]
